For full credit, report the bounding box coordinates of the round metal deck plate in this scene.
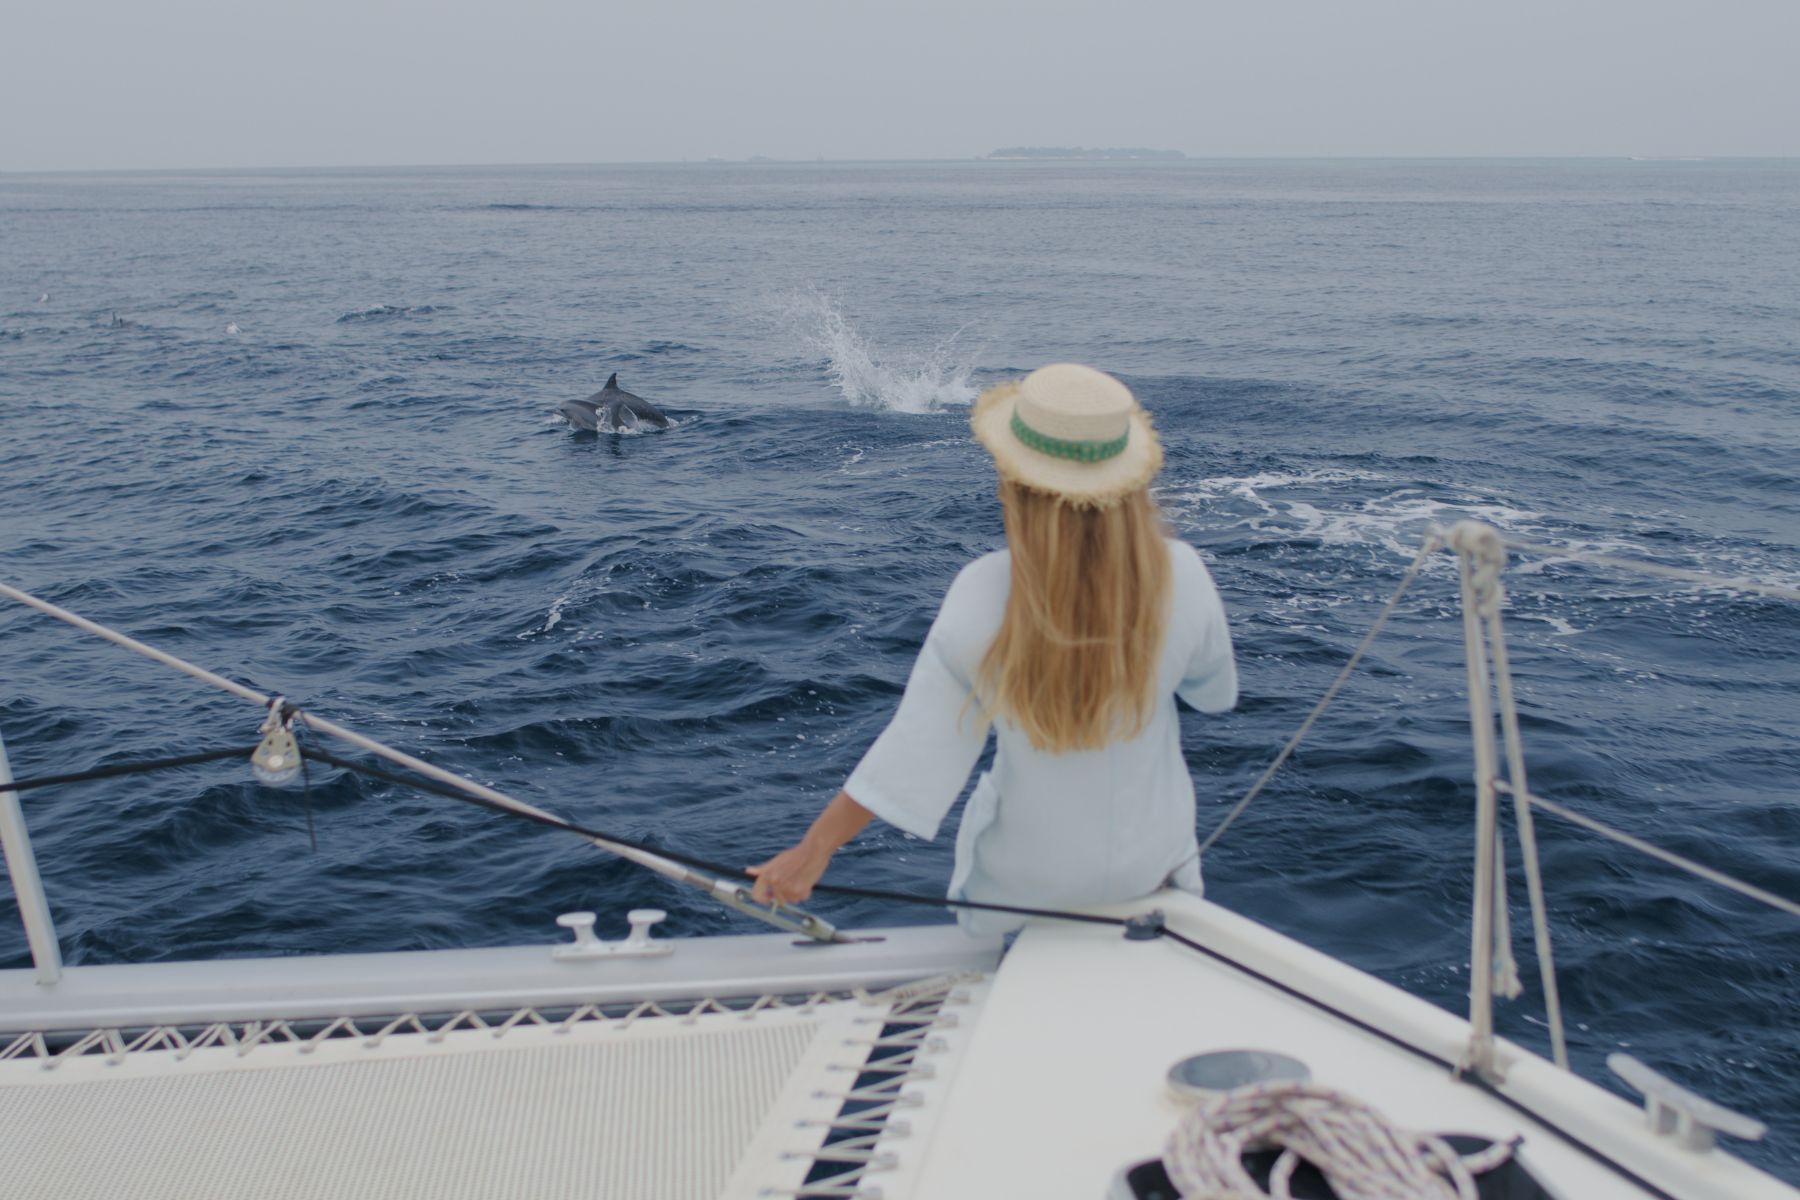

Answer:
[1165,1050,1311,1101]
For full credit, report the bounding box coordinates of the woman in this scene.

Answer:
[749,363,1237,932]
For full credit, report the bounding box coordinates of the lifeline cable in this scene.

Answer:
[296,745,1133,929]
[0,579,864,942]
[0,745,259,793]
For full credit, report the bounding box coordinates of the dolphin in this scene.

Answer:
[558,373,673,433]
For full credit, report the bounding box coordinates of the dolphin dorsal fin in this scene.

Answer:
[606,373,619,389]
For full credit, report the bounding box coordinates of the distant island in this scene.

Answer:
[987,147,1186,161]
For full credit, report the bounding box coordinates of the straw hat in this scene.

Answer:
[971,363,1162,507]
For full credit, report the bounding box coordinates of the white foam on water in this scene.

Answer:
[542,594,568,632]
[1516,613,1585,636]
[544,411,684,434]
[1163,469,1800,599]
[1159,468,1544,562]
[770,289,978,414]
[519,592,573,638]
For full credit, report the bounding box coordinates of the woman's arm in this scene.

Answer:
[747,790,873,905]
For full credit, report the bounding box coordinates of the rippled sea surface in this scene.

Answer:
[2,160,1797,1177]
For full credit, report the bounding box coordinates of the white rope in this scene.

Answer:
[1446,522,1558,1073]
[0,989,881,1068]
[1482,594,1566,1066]
[766,982,963,1200]
[1495,781,1800,920]
[1198,533,1442,857]
[1496,537,1800,602]
[1164,1082,1511,1200]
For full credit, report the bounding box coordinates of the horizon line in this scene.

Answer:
[4,153,1796,177]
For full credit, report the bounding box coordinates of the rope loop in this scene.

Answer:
[1445,521,1507,618]
[258,695,298,734]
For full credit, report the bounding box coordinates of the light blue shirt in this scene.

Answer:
[844,538,1238,932]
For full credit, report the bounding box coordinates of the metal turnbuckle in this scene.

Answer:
[709,880,856,944]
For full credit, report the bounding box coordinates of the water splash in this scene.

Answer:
[771,289,978,414]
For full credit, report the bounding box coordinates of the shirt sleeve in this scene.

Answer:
[842,588,991,841]
[1175,544,1239,714]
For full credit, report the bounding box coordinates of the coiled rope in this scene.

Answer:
[1163,1082,1513,1200]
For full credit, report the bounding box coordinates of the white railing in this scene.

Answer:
[0,730,61,986]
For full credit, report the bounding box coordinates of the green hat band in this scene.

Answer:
[1011,407,1129,464]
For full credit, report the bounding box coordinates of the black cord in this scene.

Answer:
[0,724,1122,931]
[295,745,1130,928]
[2,745,260,793]
[296,732,318,853]
[0,723,1115,930]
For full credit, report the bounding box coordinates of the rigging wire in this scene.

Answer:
[295,743,1132,928]
[1497,781,1800,921]
[1197,532,1442,858]
[0,745,259,792]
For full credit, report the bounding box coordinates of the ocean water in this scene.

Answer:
[2,159,1797,1178]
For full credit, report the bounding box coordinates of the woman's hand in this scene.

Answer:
[747,838,835,905]
[747,790,875,906]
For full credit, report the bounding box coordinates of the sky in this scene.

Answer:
[3,0,1796,171]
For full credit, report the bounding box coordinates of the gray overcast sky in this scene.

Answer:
[5,0,1796,171]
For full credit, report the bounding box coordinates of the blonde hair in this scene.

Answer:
[974,479,1172,752]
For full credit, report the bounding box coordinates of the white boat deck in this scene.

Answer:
[898,890,1789,1200]
[1,894,1791,1199]
[0,924,998,1200]
[0,922,1000,1030]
